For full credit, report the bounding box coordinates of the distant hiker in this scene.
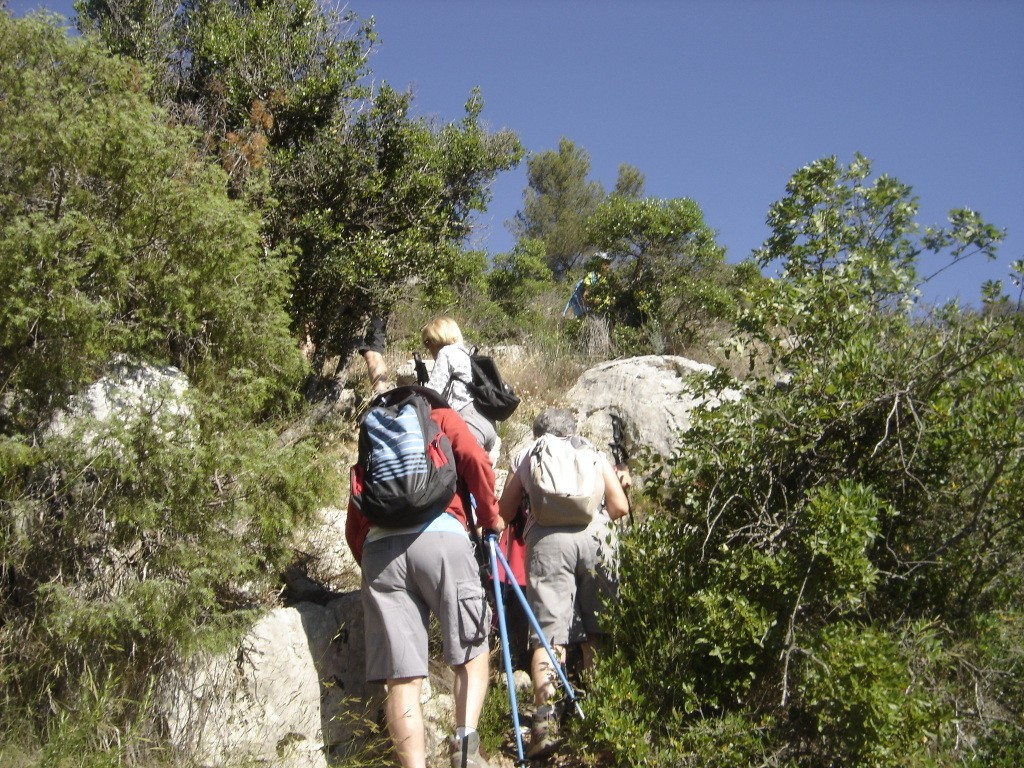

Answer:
[361,315,389,395]
[345,385,504,768]
[421,317,500,464]
[561,252,613,318]
[303,311,391,399]
[562,278,587,318]
[496,407,629,758]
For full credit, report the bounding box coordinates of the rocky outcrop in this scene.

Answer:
[567,355,741,462]
[502,355,740,466]
[46,356,192,450]
[158,597,381,768]
[290,506,361,594]
[158,595,467,767]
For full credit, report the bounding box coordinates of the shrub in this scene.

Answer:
[581,156,1022,765]
[0,15,336,761]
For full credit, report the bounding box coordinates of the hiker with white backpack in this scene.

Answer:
[496,408,629,758]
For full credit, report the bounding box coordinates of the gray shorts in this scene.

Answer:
[525,513,618,647]
[360,531,490,682]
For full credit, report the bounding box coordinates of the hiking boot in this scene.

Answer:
[526,703,562,759]
[449,731,491,768]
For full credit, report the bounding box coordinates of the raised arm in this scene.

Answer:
[601,455,629,521]
[437,408,503,533]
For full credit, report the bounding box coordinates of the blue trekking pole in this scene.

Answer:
[486,534,528,766]
[485,535,585,722]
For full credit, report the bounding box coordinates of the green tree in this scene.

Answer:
[0,12,303,427]
[74,0,180,70]
[583,155,1021,766]
[613,162,645,198]
[76,0,372,174]
[271,86,522,366]
[487,237,554,316]
[512,137,605,276]
[586,193,731,350]
[0,16,329,759]
[78,1,524,368]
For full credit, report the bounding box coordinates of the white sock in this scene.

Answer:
[455,726,477,740]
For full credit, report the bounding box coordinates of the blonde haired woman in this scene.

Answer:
[421,317,499,463]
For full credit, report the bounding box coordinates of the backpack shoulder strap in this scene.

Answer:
[447,345,474,385]
[374,384,450,410]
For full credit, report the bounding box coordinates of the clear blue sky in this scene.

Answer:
[8,0,1023,306]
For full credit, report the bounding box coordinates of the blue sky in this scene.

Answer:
[8,0,1023,306]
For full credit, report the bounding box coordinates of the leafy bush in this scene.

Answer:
[0,14,305,427]
[488,238,555,318]
[582,155,1023,765]
[586,194,736,351]
[794,622,949,766]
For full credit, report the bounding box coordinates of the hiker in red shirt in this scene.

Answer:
[346,386,504,768]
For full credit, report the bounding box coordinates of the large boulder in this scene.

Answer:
[291,505,361,594]
[159,596,384,767]
[46,356,192,450]
[158,593,469,767]
[567,355,741,463]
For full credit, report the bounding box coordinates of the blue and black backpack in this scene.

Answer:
[351,386,458,527]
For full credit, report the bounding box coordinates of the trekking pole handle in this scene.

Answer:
[413,352,429,386]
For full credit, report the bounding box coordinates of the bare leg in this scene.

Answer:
[580,636,604,676]
[527,645,566,758]
[453,648,490,730]
[362,349,389,394]
[531,644,565,707]
[385,677,426,768]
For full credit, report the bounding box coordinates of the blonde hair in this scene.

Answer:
[421,316,464,348]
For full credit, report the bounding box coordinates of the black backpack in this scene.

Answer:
[351,386,458,528]
[462,347,520,422]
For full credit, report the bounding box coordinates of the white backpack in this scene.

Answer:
[525,435,604,526]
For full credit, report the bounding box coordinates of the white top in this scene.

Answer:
[425,343,474,412]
